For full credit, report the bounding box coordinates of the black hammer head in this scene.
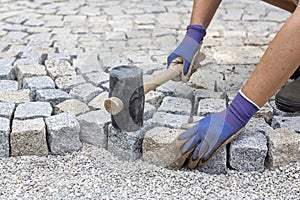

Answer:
[109,66,145,132]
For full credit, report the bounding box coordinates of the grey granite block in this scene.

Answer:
[77,110,110,148]
[0,80,18,91]
[155,80,194,100]
[10,118,49,156]
[198,98,226,116]
[0,117,10,157]
[199,147,227,174]
[69,83,103,103]
[54,99,90,116]
[35,89,71,105]
[84,71,109,86]
[16,64,47,85]
[45,59,76,79]
[108,123,152,161]
[158,96,192,116]
[266,128,300,169]
[55,75,86,92]
[0,65,15,80]
[144,103,156,120]
[88,92,108,110]
[0,89,31,104]
[22,76,55,90]
[45,112,82,155]
[150,112,190,129]
[145,91,165,109]
[0,102,15,120]
[14,102,52,120]
[229,129,268,172]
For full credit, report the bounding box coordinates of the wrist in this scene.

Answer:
[186,24,206,43]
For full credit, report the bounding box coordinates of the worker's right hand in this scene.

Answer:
[167,24,206,82]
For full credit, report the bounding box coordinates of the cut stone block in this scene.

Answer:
[73,51,103,74]
[266,128,300,169]
[14,102,52,120]
[189,69,225,92]
[55,75,86,92]
[145,90,165,109]
[0,117,10,157]
[77,110,110,148]
[198,98,226,116]
[0,89,31,104]
[155,80,194,100]
[45,112,82,155]
[158,96,192,116]
[10,118,48,156]
[69,83,103,103]
[143,127,183,167]
[271,116,300,133]
[199,147,227,174]
[144,103,156,120]
[150,112,190,129]
[84,71,109,86]
[0,102,15,120]
[246,117,273,134]
[16,64,47,85]
[88,92,108,110]
[229,129,268,172]
[35,89,71,105]
[54,99,90,116]
[22,76,55,90]
[108,123,152,161]
[45,59,76,79]
[0,80,18,91]
[0,65,15,80]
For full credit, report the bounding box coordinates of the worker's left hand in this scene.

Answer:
[167,24,206,82]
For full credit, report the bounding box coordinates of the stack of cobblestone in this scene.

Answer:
[0,0,299,176]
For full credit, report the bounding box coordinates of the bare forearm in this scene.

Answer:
[242,4,300,107]
[190,0,222,28]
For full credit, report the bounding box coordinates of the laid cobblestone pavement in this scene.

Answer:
[0,0,299,199]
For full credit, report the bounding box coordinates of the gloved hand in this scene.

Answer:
[167,24,206,82]
[176,91,260,169]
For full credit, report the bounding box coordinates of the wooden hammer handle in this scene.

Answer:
[144,60,183,94]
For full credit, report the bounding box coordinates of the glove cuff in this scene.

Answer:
[187,24,206,43]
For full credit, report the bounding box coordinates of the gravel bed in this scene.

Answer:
[0,144,299,199]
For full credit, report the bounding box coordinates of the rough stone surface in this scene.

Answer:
[88,92,108,110]
[108,123,152,161]
[0,102,15,120]
[158,96,192,116]
[0,89,31,103]
[0,80,18,91]
[254,101,274,123]
[150,112,190,129]
[199,147,227,174]
[54,99,90,116]
[54,75,86,92]
[229,129,268,172]
[0,65,15,80]
[22,76,55,90]
[16,64,47,85]
[35,89,71,105]
[144,103,156,120]
[198,98,226,116]
[14,102,52,120]
[77,110,110,148]
[45,59,76,79]
[266,128,300,169]
[271,116,300,133]
[145,90,165,109]
[155,80,194,100]
[84,71,109,86]
[10,118,48,156]
[69,83,103,103]
[0,117,10,157]
[189,69,225,92]
[45,112,82,155]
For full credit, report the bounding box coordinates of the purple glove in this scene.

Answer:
[178,91,259,168]
[167,24,206,75]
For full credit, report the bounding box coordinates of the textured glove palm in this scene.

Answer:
[178,91,259,169]
[167,24,206,77]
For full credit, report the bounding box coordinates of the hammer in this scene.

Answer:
[104,54,205,132]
